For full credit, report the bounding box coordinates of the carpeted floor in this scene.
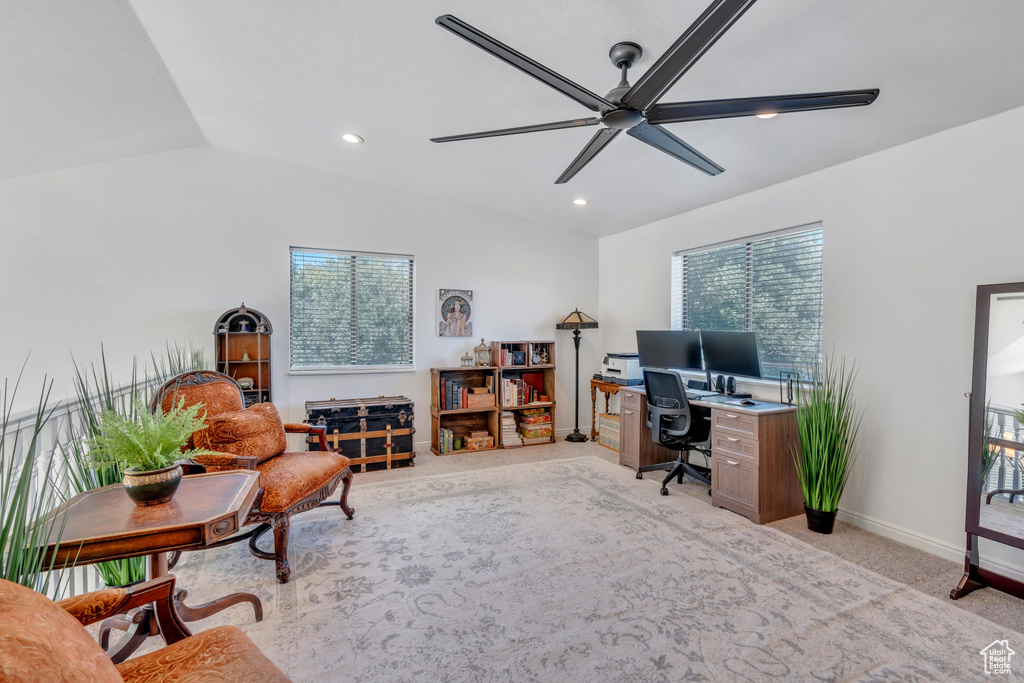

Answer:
[362,441,1024,635]
[163,446,1023,681]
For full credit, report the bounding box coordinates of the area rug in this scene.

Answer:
[169,456,1020,681]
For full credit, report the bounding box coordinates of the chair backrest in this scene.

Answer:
[0,579,123,681]
[642,368,710,446]
[150,370,245,418]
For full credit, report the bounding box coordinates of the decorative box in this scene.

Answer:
[598,413,620,452]
[305,396,415,472]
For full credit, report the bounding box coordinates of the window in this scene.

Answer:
[671,225,823,379]
[289,248,415,371]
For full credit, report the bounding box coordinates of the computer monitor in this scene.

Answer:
[700,330,762,379]
[636,330,703,371]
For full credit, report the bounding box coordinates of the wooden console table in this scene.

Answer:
[43,471,261,663]
[591,378,624,441]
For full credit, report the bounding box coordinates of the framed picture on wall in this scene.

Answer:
[438,289,473,337]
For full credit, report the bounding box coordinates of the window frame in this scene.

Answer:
[288,246,416,375]
[671,222,823,380]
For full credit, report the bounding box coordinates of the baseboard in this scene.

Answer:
[837,508,1024,585]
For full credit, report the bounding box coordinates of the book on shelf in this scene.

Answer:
[438,427,455,454]
[500,411,523,447]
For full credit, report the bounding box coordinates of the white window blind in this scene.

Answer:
[290,248,415,371]
[672,225,822,379]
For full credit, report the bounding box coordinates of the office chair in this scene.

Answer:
[635,368,712,496]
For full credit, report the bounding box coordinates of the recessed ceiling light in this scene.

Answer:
[573,198,588,206]
[755,112,778,119]
[341,133,364,144]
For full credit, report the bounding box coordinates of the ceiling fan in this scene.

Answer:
[431,0,879,184]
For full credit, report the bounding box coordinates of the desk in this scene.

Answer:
[44,470,261,662]
[618,387,803,524]
[590,378,623,441]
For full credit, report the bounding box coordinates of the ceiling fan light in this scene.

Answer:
[341,133,364,144]
[755,112,778,119]
[573,198,588,206]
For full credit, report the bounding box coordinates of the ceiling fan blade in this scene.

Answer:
[627,122,724,176]
[623,0,757,112]
[555,128,621,184]
[436,15,614,113]
[647,89,880,124]
[431,118,601,143]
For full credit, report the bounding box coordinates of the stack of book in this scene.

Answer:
[441,378,470,410]
[500,411,523,447]
[438,427,456,454]
[518,408,552,445]
[501,372,544,407]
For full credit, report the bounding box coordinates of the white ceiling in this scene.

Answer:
[7,2,1024,236]
[0,0,205,181]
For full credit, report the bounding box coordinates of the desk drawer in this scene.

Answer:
[711,432,758,465]
[712,456,758,510]
[620,390,642,411]
[712,409,758,439]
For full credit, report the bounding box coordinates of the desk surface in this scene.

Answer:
[617,384,795,416]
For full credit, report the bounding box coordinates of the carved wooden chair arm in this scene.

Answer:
[284,423,333,451]
[58,575,191,643]
[190,450,258,471]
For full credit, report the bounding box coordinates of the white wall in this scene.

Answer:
[0,146,600,440]
[599,104,1024,572]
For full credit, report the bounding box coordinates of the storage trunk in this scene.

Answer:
[304,396,415,473]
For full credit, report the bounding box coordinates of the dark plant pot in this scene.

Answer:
[804,505,837,534]
[123,464,183,507]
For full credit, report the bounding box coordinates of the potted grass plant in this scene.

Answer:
[0,365,68,595]
[87,396,211,508]
[791,353,863,534]
[60,343,207,585]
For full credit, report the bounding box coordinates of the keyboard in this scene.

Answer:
[686,389,718,399]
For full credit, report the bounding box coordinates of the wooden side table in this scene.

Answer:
[44,470,261,663]
[590,378,623,441]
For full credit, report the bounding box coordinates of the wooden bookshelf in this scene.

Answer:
[214,304,272,407]
[490,341,557,447]
[430,367,500,456]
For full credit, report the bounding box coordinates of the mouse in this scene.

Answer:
[739,399,756,406]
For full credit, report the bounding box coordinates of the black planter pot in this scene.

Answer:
[123,464,183,507]
[804,505,837,534]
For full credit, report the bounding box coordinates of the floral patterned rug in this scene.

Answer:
[171,456,1019,681]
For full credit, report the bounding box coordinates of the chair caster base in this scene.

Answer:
[660,487,669,496]
[636,472,643,480]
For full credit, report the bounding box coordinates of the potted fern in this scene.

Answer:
[88,397,211,507]
[791,353,863,534]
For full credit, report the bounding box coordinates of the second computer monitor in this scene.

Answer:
[700,330,762,379]
[636,330,703,371]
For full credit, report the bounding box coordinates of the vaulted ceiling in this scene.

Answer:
[6,1,1024,236]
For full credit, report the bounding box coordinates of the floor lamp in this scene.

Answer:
[556,309,598,443]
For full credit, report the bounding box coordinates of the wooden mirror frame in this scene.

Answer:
[954,281,1024,600]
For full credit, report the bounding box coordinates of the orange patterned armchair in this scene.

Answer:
[0,575,290,681]
[150,371,354,583]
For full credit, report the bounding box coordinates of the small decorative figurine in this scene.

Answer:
[238,320,251,332]
[241,345,251,362]
[461,351,474,368]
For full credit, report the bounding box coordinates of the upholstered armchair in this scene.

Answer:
[150,370,354,584]
[0,575,290,681]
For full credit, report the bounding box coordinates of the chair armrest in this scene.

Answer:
[190,450,258,471]
[285,423,332,451]
[58,575,191,644]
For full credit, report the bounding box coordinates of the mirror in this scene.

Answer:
[968,282,1024,547]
